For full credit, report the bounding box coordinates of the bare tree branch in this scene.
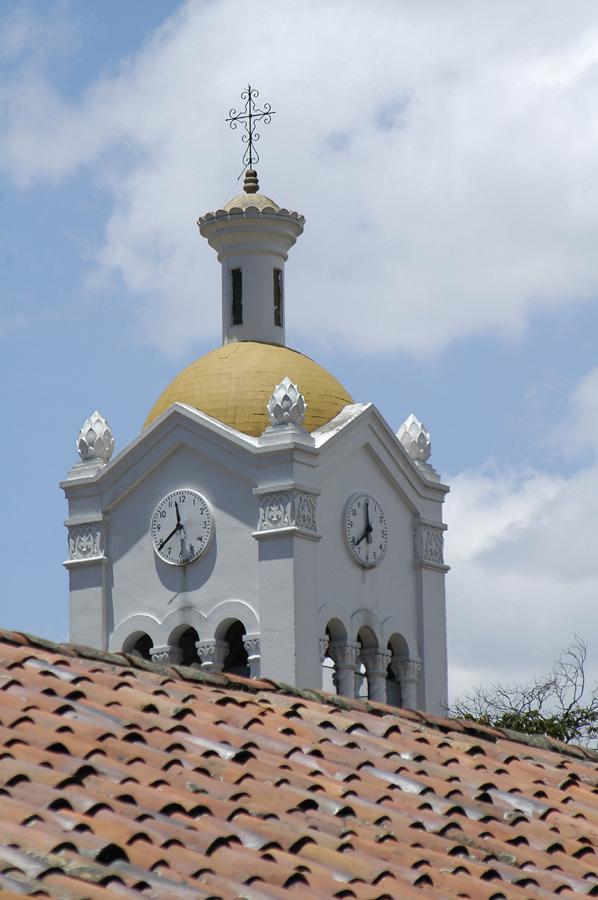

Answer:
[450,637,598,746]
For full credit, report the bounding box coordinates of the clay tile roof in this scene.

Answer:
[2,629,598,898]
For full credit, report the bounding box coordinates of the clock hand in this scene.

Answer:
[158,522,181,550]
[354,525,373,547]
[365,501,373,543]
[175,501,181,525]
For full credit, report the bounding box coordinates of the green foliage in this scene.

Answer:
[452,638,598,746]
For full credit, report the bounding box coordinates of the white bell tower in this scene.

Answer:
[198,170,304,347]
[62,87,450,715]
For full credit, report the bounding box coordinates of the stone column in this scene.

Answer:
[392,657,422,710]
[329,642,360,698]
[243,634,261,678]
[319,636,329,663]
[196,639,228,673]
[150,645,183,665]
[361,648,392,703]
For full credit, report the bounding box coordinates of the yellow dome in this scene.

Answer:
[144,341,353,436]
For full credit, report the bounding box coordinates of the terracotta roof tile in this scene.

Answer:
[3,628,598,897]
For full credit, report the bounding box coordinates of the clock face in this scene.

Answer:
[151,489,213,566]
[344,493,388,568]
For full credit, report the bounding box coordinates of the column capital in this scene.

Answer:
[242,633,261,679]
[361,647,392,676]
[150,645,183,665]
[329,642,360,670]
[392,656,422,683]
[196,638,228,673]
[242,634,261,658]
[319,635,330,663]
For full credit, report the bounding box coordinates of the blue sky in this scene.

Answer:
[2,0,598,698]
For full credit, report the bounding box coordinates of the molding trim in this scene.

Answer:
[253,482,320,496]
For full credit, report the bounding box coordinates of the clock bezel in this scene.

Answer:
[151,488,214,567]
[343,492,388,569]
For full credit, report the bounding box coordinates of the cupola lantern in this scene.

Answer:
[197,87,304,347]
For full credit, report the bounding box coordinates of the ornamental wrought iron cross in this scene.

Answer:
[226,85,275,173]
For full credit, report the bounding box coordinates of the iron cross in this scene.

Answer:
[226,85,275,173]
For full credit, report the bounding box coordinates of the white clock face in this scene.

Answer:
[344,493,388,568]
[151,489,213,566]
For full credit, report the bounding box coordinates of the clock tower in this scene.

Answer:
[62,125,449,712]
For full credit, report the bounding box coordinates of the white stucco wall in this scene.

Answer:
[63,403,448,713]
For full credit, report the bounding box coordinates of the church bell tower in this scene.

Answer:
[62,88,449,714]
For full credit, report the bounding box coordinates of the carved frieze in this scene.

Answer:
[257,490,317,535]
[414,522,446,567]
[67,524,104,563]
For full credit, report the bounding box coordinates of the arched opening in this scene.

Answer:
[386,633,410,707]
[222,621,249,677]
[123,632,153,661]
[177,627,200,667]
[357,627,378,701]
[386,653,402,707]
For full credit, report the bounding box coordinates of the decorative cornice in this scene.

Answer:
[198,206,305,227]
[253,482,320,497]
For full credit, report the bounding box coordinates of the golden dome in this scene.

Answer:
[144,341,353,436]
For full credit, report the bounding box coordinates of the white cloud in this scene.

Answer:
[563,366,598,456]
[2,0,598,359]
[446,369,598,701]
